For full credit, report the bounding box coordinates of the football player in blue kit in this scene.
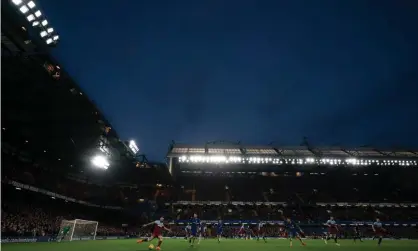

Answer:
[189,213,200,246]
[284,217,306,247]
[216,219,223,243]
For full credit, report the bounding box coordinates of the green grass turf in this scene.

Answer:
[2,239,418,251]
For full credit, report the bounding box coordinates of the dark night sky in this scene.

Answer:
[38,0,418,161]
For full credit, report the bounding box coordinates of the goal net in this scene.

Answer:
[58,219,98,241]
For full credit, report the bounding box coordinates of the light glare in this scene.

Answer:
[12,0,23,6]
[27,1,36,8]
[53,35,59,41]
[91,155,110,169]
[40,31,47,37]
[46,38,53,44]
[19,5,29,14]
[47,27,54,33]
[178,155,418,167]
[41,20,48,26]
[26,14,35,22]
[34,10,42,17]
[129,140,139,154]
[32,21,40,26]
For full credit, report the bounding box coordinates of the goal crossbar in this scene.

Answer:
[59,219,99,241]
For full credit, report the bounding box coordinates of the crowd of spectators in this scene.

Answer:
[1,184,140,237]
[175,169,418,203]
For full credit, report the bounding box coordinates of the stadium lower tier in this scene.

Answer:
[2,184,418,239]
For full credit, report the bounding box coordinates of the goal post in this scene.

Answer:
[58,219,99,241]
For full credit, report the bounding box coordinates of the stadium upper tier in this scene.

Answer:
[167,144,418,167]
[168,144,418,159]
[1,2,146,184]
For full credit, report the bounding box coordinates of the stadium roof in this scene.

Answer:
[167,143,418,159]
[1,3,136,178]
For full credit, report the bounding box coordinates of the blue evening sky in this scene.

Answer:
[38,0,418,161]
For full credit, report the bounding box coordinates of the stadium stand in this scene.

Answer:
[168,143,418,204]
[1,0,170,240]
[164,143,418,238]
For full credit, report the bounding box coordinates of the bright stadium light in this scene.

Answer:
[27,1,36,8]
[19,5,29,14]
[26,14,35,22]
[91,155,109,170]
[11,0,60,45]
[12,0,23,6]
[177,154,418,167]
[129,140,139,154]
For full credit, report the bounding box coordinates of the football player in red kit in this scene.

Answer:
[137,217,171,250]
[255,221,267,243]
[372,217,387,246]
[324,216,340,246]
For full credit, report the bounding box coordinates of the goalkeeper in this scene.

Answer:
[57,225,71,242]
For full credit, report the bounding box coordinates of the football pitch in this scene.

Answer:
[2,239,418,251]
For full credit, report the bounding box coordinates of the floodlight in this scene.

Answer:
[53,35,59,41]
[32,21,40,26]
[91,155,110,169]
[19,5,29,14]
[129,140,139,154]
[27,1,36,8]
[12,0,23,6]
[40,31,47,37]
[41,19,48,26]
[26,14,35,22]
[34,10,42,17]
[47,27,54,33]
[46,38,53,44]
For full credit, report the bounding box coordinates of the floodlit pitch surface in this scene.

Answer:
[2,239,418,251]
